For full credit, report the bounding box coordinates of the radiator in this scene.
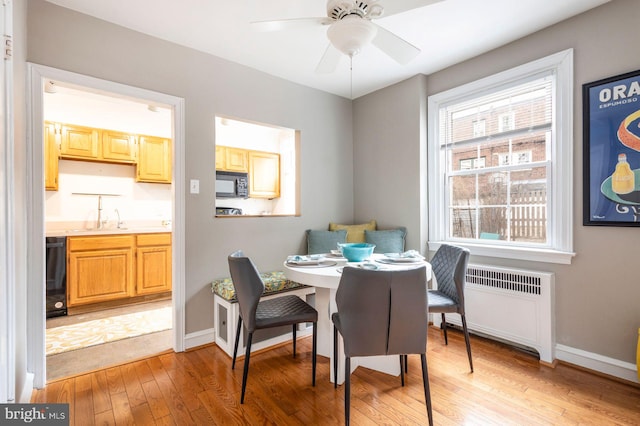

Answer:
[433,263,555,364]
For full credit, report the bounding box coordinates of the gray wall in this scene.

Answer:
[353,74,429,250]
[26,0,354,334]
[353,0,640,365]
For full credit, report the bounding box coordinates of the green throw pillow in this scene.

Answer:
[306,229,347,254]
[365,228,406,254]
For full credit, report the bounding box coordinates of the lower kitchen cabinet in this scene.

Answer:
[67,233,172,307]
[136,233,172,295]
[67,235,135,306]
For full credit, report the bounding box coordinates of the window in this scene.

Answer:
[460,157,486,170]
[497,150,532,166]
[472,119,486,137]
[427,50,575,264]
[498,112,515,132]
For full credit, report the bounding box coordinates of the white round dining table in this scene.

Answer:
[283,253,432,385]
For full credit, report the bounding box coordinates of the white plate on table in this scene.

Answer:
[378,254,425,264]
[326,250,344,258]
[286,260,337,268]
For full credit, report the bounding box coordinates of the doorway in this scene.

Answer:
[27,64,185,388]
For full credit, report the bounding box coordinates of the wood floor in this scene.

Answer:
[32,327,640,425]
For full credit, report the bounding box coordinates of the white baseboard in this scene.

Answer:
[185,328,215,350]
[555,344,638,384]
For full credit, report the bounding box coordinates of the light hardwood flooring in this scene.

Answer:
[32,327,640,425]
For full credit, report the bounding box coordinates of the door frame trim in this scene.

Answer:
[26,63,186,388]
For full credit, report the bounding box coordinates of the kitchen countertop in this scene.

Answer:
[46,227,171,237]
[45,221,171,237]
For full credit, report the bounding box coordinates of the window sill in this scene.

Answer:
[427,241,575,265]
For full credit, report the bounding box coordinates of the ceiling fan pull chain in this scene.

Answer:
[350,54,354,99]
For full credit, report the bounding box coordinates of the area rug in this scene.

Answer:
[46,307,172,356]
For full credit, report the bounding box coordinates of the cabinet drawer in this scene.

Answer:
[136,233,171,246]
[68,235,135,251]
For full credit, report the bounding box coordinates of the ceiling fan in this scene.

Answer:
[252,0,443,73]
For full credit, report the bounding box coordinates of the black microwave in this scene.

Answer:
[216,171,249,198]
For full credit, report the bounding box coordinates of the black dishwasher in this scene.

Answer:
[46,236,67,318]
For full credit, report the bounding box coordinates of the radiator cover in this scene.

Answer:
[433,263,555,363]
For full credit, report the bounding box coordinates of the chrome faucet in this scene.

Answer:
[97,195,105,229]
[114,208,124,229]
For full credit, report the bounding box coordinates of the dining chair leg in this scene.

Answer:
[232,317,243,370]
[399,355,405,386]
[461,314,474,372]
[240,332,253,404]
[421,354,434,426]
[441,313,449,345]
[333,325,338,388]
[312,322,317,386]
[345,357,351,426]
[292,324,297,358]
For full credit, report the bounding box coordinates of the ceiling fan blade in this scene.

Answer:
[315,43,342,74]
[378,0,444,18]
[371,23,420,65]
[251,17,331,32]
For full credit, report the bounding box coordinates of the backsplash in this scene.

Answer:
[45,159,172,230]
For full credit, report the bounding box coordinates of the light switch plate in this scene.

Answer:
[190,179,199,194]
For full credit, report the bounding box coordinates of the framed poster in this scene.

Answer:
[583,69,640,226]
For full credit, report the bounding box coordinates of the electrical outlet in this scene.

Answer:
[190,179,199,194]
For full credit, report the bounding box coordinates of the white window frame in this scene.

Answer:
[427,49,575,264]
[498,150,532,166]
[472,119,486,137]
[498,112,515,132]
[460,157,486,170]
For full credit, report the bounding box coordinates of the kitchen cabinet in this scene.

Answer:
[59,123,100,160]
[47,121,172,183]
[44,123,59,191]
[216,145,248,172]
[215,145,225,170]
[102,130,136,163]
[67,235,136,306]
[249,150,280,198]
[136,233,172,295]
[67,232,172,307]
[137,135,172,183]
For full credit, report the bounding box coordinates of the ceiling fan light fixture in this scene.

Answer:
[327,15,377,57]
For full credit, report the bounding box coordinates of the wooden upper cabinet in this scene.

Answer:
[59,124,100,160]
[47,121,172,185]
[224,147,248,172]
[137,135,172,183]
[216,146,249,172]
[102,130,136,163]
[215,145,226,170]
[44,123,59,191]
[249,151,280,199]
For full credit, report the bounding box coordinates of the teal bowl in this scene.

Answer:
[339,243,375,262]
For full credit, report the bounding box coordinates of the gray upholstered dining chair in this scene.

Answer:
[332,266,433,426]
[227,250,318,404]
[428,244,473,372]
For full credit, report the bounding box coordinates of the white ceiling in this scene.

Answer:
[44,0,610,99]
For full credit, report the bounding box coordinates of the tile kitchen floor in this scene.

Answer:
[46,300,173,381]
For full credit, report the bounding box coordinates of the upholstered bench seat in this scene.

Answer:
[211,271,309,302]
[211,271,315,357]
